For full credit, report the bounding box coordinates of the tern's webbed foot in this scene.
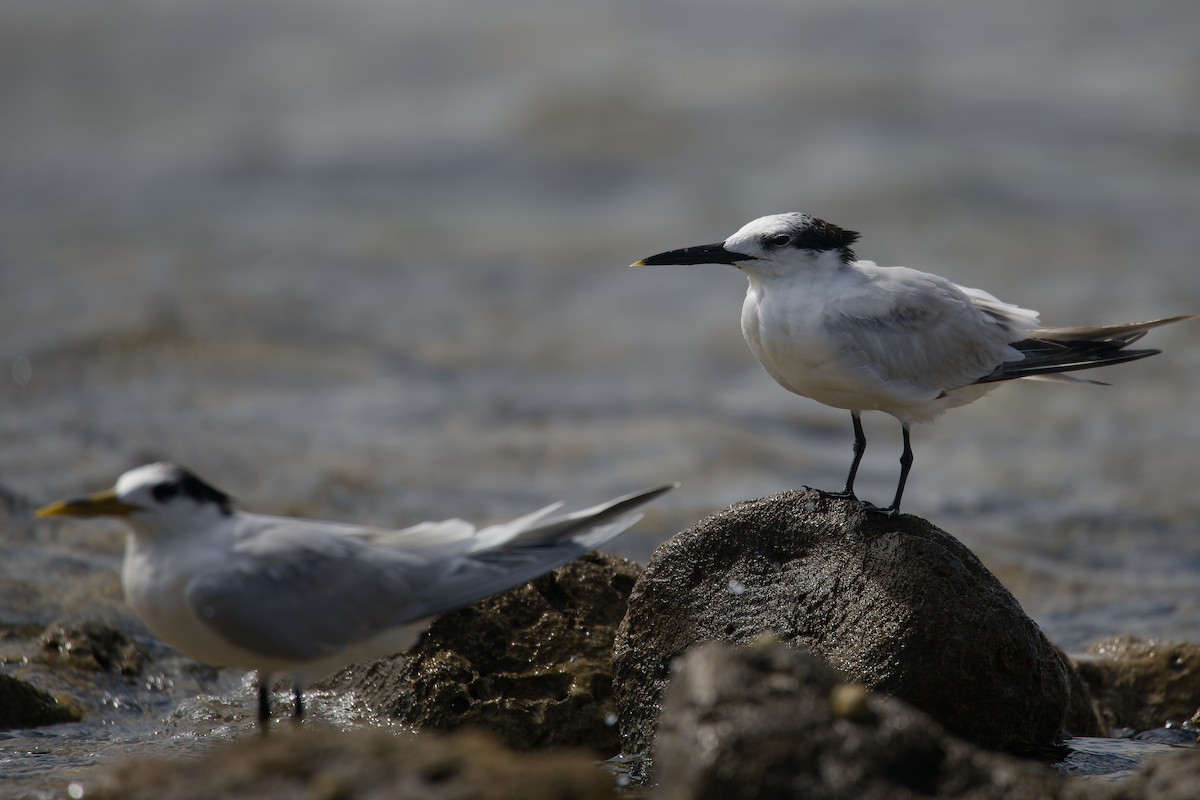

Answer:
[815,488,857,501]
[861,502,900,519]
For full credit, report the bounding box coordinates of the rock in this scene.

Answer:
[652,640,1069,800]
[1131,727,1198,745]
[613,491,1071,757]
[41,619,145,675]
[1073,637,1200,734]
[84,727,616,800]
[321,552,639,753]
[0,673,81,729]
[1059,644,1106,737]
[1102,749,1200,800]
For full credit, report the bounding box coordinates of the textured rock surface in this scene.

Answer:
[653,640,1069,800]
[1074,636,1200,733]
[321,552,639,753]
[86,728,615,800]
[0,673,81,729]
[614,491,1072,756]
[41,619,145,675]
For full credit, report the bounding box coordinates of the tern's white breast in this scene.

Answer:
[740,277,880,410]
[121,535,268,671]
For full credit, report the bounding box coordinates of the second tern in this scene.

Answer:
[36,463,675,731]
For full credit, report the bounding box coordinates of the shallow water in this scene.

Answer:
[2,0,1199,794]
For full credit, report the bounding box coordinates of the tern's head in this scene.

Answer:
[36,462,234,538]
[632,213,859,277]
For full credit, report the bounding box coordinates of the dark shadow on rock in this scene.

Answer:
[1074,636,1200,735]
[320,552,639,753]
[614,490,1071,758]
[1058,643,1106,737]
[0,673,81,729]
[653,640,1069,800]
[85,727,615,800]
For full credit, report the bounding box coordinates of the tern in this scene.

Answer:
[633,212,1193,515]
[35,462,674,731]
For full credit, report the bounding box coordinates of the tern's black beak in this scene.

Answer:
[631,242,753,267]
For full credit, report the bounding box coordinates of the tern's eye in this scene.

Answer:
[766,233,791,247]
[151,482,179,502]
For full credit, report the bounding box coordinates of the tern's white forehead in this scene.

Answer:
[116,462,185,495]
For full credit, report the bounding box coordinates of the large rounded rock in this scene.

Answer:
[321,552,639,753]
[653,640,1068,800]
[614,491,1071,756]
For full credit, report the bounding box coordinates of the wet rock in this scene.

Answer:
[1131,727,1198,745]
[653,640,1068,800]
[613,491,1070,758]
[1073,637,1200,733]
[0,673,81,729]
[86,727,615,800]
[321,552,639,753]
[41,619,145,675]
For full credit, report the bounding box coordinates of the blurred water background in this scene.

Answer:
[2,0,1199,794]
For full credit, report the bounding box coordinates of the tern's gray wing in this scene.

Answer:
[185,518,443,663]
[183,485,673,663]
[825,267,1035,397]
[406,484,676,619]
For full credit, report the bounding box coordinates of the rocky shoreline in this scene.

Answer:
[3,492,1198,798]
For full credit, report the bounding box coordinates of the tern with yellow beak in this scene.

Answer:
[37,462,674,732]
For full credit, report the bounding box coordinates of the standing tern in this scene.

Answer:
[35,462,675,731]
[633,212,1193,515]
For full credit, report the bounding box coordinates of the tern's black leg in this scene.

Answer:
[843,411,867,496]
[883,423,914,516]
[257,677,271,735]
[827,411,867,499]
[292,683,304,723]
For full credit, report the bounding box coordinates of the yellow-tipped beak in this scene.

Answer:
[629,259,649,267]
[35,490,143,519]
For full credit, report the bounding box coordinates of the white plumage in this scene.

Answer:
[635,212,1192,514]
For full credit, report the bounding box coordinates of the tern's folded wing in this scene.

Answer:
[825,268,1030,396]
[184,526,439,664]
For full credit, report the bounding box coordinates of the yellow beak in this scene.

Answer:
[35,489,144,519]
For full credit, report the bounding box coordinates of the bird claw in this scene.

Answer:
[861,502,900,519]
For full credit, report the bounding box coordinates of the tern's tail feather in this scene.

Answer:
[413,484,676,620]
[975,315,1196,385]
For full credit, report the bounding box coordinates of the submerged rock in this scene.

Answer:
[653,640,1068,800]
[85,728,615,800]
[0,673,81,729]
[321,552,639,753]
[1074,636,1200,735]
[613,490,1071,757]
